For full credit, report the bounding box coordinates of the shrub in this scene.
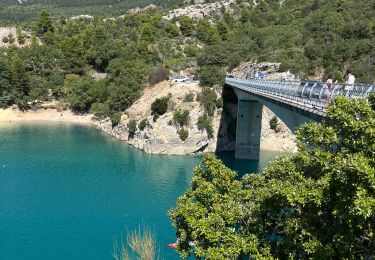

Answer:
[173,109,190,127]
[198,65,226,87]
[2,36,9,43]
[201,87,217,116]
[153,114,159,122]
[151,96,170,116]
[8,33,15,44]
[197,114,213,138]
[127,119,137,137]
[111,112,121,127]
[369,94,375,110]
[149,66,169,85]
[139,118,148,131]
[90,102,110,119]
[178,128,189,141]
[184,44,199,57]
[184,92,195,102]
[269,116,280,133]
[216,97,223,109]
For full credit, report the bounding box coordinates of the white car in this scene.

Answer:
[173,76,189,83]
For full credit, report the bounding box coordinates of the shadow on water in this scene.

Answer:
[217,150,285,177]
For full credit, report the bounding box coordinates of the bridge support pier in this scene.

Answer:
[235,100,263,160]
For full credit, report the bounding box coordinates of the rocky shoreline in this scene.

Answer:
[0,80,297,155]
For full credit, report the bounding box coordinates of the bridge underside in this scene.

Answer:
[229,86,324,160]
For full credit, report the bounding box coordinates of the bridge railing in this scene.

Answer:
[226,78,374,112]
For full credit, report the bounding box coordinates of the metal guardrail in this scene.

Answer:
[226,78,374,115]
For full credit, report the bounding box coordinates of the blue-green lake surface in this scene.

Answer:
[0,123,282,259]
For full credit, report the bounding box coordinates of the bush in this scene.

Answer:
[201,87,217,116]
[151,96,170,116]
[184,92,195,102]
[198,65,226,87]
[2,36,9,43]
[184,44,199,57]
[178,128,189,141]
[90,102,110,119]
[197,114,213,138]
[139,118,148,131]
[216,97,223,109]
[8,33,15,44]
[369,94,375,111]
[127,119,137,137]
[173,109,190,127]
[269,116,280,133]
[149,66,169,85]
[111,112,121,127]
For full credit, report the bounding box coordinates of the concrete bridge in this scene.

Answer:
[225,77,374,160]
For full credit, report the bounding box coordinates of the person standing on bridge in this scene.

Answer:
[326,73,334,103]
[344,68,355,97]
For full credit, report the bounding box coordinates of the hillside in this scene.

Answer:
[0,0,183,23]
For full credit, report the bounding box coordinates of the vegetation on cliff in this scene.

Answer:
[169,96,375,259]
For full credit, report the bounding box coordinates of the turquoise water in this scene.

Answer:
[0,123,282,260]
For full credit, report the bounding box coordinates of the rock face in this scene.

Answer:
[96,81,227,155]
[0,27,34,48]
[163,0,237,21]
[231,61,299,81]
[260,107,297,153]
[95,79,297,155]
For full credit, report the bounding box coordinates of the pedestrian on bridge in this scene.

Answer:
[344,68,355,97]
[326,73,334,103]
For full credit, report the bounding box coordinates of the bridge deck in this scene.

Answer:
[226,78,374,117]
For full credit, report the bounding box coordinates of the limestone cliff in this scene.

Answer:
[95,79,296,155]
[96,81,229,155]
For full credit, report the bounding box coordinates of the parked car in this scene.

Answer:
[173,76,189,83]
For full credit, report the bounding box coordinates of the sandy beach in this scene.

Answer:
[0,108,94,125]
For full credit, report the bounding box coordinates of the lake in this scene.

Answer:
[0,123,283,259]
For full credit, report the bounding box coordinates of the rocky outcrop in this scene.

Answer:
[260,107,297,153]
[94,79,296,155]
[231,61,299,81]
[96,81,224,155]
[0,27,35,48]
[163,0,237,21]
[128,4,158,14]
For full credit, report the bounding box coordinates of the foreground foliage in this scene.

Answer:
[169,96,375,259]
[113,226,159,260]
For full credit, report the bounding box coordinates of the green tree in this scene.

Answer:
[63,74,95,112]
[138,118,148,131]
[127,119,137,137]
[90,102,110,119]
[36,10,54,36]
[173,109,190,128]
[0,59,12,106]
[200,87,218,116]
[197,114,213,138]
[178,16,194,37]
[165,22,180,37]
[198,66,226,87]
[196,19,220,45]
[10,56,30,105]
[177,128,189,141]
[169,154,270,259]
[170,97,375,259]
[151,95,170,116]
